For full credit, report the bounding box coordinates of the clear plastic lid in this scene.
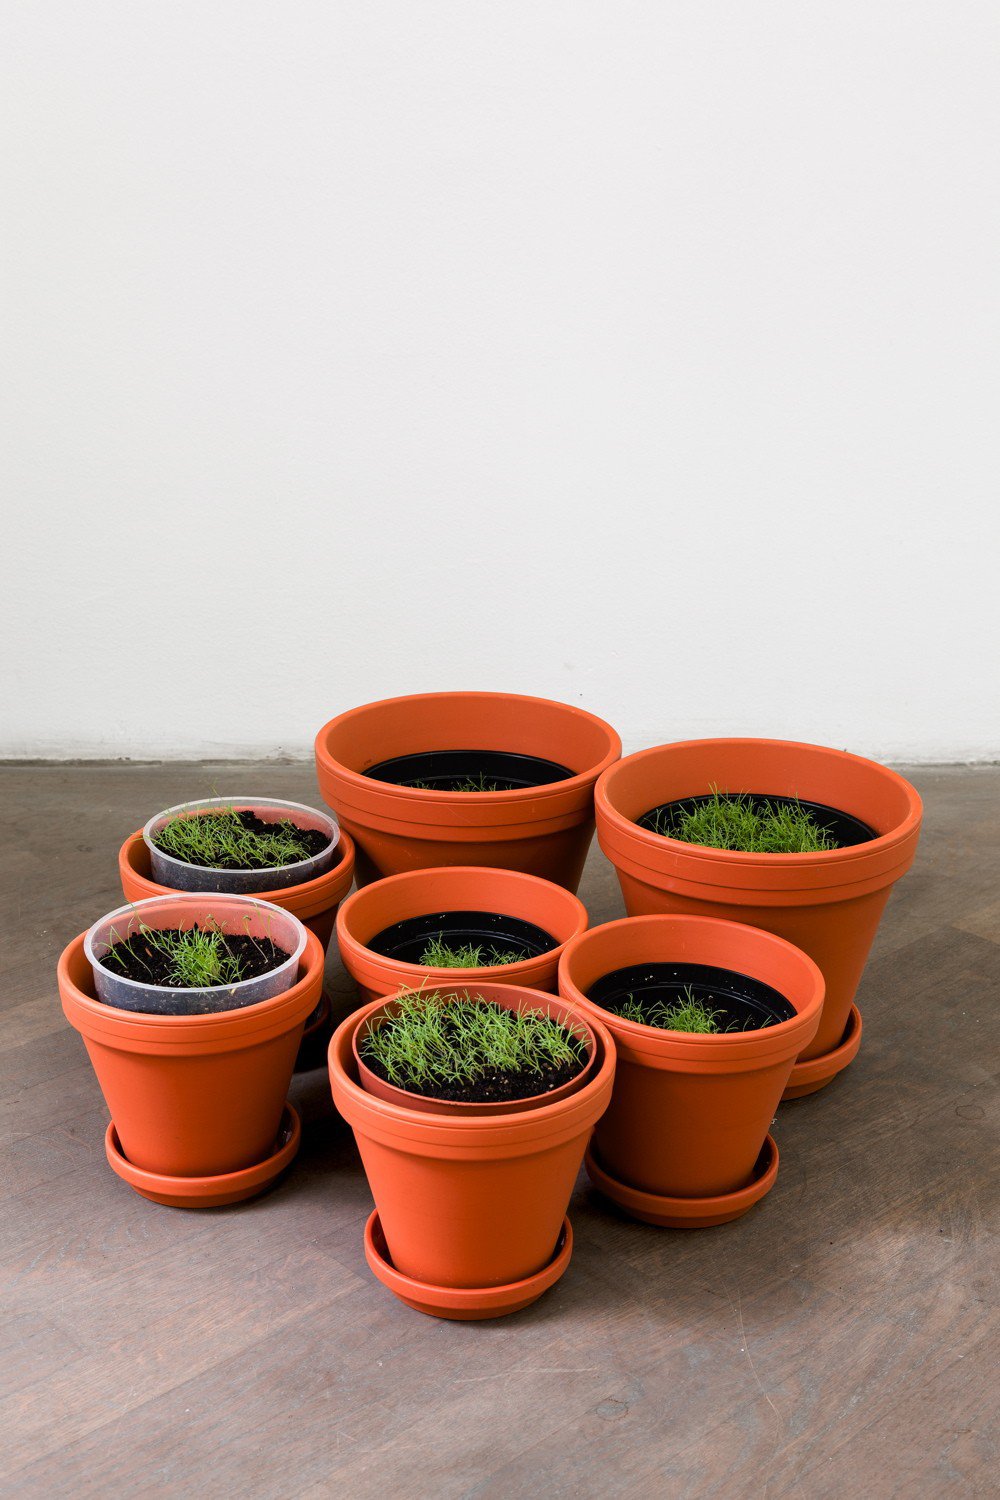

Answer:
[143,797,340,895]
[84,893,308,1015]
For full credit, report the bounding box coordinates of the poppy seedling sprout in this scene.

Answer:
[609,985,776,1034]
[420,936,527,969]
[152,806,323,871]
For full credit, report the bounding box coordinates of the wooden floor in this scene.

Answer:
[1,763,997,1499]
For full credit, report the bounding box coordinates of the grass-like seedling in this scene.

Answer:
[610,985,776,1033]
[420,936,527,968]
[103,923,249,988]
[405,774,507,792]
[654,789,836,854]
[360,989,588,1096]
[153,807,323,871]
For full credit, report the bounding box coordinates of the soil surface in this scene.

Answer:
[99,930,290,988]
[153,811,330,868]
[362,1049,586,1105]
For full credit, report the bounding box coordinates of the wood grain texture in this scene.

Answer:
[0,763,997,1498]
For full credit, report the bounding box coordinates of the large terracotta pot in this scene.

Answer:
[59,925,324,1178]
[558,915,824,1208]
[329,984,616,1292]
[119,824,355,953]
[595,739,921,1097]
[314,692,621,892]
[336,864,588,1004]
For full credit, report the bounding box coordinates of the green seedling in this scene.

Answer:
[103,923,248,988]
[359,989,588,1092]
[421,936,527,969]
[453,773,506,792]
[153,806,318,870]
[609,985,776,1033]
[654,788,836,854]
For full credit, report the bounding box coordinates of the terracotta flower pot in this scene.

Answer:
[329,983,616,1305]
[595,739,922,1097]
[314,692,621,892]
[119,823,355,953]
[59,923,324,1182]
[558,915,824,1220]
[336,864,588,1005]
[352,988,598,1115]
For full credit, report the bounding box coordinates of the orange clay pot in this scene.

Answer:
[58,928,324,1178]
[329,983,616,1290]
[558,915,824,1201]
[336,864,588,1005]
[595,740,921,1097]
[352,988,597,1116]
[119,825,355,953]
[314,692,621,892]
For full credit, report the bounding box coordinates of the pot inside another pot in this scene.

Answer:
[368,910,556,968]
[587,962,795,1033]
[363,749,574,792]
[637,792,876,851]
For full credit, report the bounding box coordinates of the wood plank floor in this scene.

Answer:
[1,763,997,1498]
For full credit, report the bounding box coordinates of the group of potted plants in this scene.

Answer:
[58,691,922,1319]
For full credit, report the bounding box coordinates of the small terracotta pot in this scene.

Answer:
[352,988,598,1116]
[336,864,588,1004]
[314,692,621,892]
[595,739,921,1096]
[119,824,355,953]
[558,915,824,1202]
[59,927,324,1178]
[329,983,616,1292]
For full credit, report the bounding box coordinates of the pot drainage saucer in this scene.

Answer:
[363,1211,573,1320]
[585,1133,779,1229]
[782,1004,862,1100]
[105,1103,301,1208]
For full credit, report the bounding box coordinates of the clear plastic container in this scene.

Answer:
[84,894,309,1015]
[143,797,340,895]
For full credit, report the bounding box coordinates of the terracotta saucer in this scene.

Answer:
[585,1133,779,1229]
[363,1211,573,1320]
[783,1005,863,1100]
[105,1104,301,1208]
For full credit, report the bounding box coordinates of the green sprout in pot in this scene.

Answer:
[101,916,287,990]
[359,989,589,1105]
[152,807,326,871]
[655,789,837,854]
[609,986,775,1034]
[420,936,528,969]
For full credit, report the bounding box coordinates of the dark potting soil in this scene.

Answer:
[362,1049,586,1105]
[588,961,795,1032]
[368,910,555,966]
[363,749,574,792]
[152,810,331,869]
[99,930,290,989]
[637,793,876,849]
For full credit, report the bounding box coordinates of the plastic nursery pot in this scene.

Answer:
[336,864,588,1005]
[84,894,308,1015]
[594,739,922,1097]
[120,823,355,954]
[558,915,824,1210]
[143,796,340,895]
[352,986,598,1116]
[314,692,621,893]
[58,924,324,1180]
[329,984,616,1296]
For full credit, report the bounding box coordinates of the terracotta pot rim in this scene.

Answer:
[351,988,598,1115]
[363,1209,573,1319]
[329,984,616,1145]
[585,1134,778,1228]
[105,1104,301,1206]
[336,865,588,987]
[120,825,356,913]
[316,691,621,808]
[558,914,824,1059]
[59,928,325,1048]
[596,737,923,871]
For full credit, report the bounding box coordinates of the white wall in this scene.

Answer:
[3,2,997,763]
